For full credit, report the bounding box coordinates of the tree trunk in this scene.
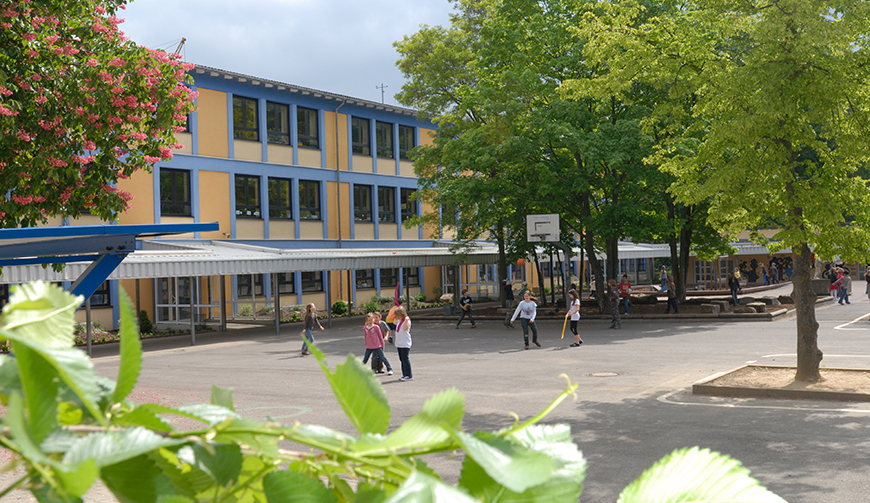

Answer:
[678,206,693,303]
[606,237,619,282]
[793,242,822,382]
[667,200,679,294]
[533,249,547,306]
[496,220,508,307]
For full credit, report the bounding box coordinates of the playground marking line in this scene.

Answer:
[657,388,870,414]
[834,312,870,331]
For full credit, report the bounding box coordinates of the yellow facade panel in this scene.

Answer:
[173,132,193,154]
[160,216,195,238]
[402,225,420,240]
[300,220,324,239]
[269,220,295,239]
[74,307,114,329]
[420,128,436,147]
[379,223,398,240]
[423,266,441,301]
[301,292,327,309]
[196,89,229,158]
[421,202,439,240]
[399,160,415,177]
[298,148,322,168]
[120,278,154,324]
[326,181,350,240]
[352,155,373,173]
[324,112,348,171]
[377,158,395,175]
[233,140,262,162]
[236,219,265,239]
[69,215,104,226]
[198,171,231,239]
[267,144,294,165]
[117,168,154,225]
[355,223,375,240]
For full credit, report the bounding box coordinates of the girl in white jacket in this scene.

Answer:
[510,291,539,350]
[393,307,413,381]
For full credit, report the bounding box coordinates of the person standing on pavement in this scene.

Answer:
[385,299,403,344]
[608,279,621,329]
[770,262,779,284]
[660,266,669,291]
[361,313,393,376]
[830,268,841,300]
[566,289,583,347]
[503,278,515,328]
[864,266,870,299]
[837,270,852,305]
[393,306,414,381]
[665,276,679,314]
[728,268,742,306]
[456,289,478,329]
[618,275,632,315]
[510,291,540,350]
[301,303,324,356]
[761,264,769,285]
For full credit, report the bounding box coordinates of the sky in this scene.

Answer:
[121,0,455,106]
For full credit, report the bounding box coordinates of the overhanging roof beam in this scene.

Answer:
[70,252,127,302]
[0,235,136,263]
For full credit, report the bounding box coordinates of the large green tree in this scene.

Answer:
[586,0,870,381]
[0,0,196,227]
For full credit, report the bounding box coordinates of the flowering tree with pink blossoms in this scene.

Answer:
[0,0,196,227]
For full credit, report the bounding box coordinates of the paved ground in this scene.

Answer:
[4,282,870,502]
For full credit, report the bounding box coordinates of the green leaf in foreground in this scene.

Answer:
[110,289,142,406]
[617,446,787,503]
[211,384,235,411]
[383,471,478,503]
[308,337,390,435]
[263,470,338,503]
[0,281,82,349]
[456,431,554,493]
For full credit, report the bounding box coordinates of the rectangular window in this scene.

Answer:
[299,180,321,220]
[90,281,111,307]
[376,121,393,158]
[694,260,713,284]
[277,272,295,294]
[406,267,420,286]
[268,177,292,219]
[380,268,398,288]
[301,271,323,292]
[352,117,371,155]
[401,188,418,223]
[237,274,264,298]
[356,269,375,289]
[235,174,261,218]
[354,184,373,222]
[297,107,319,149]
[378,186,395,223]
[160,168,191,216]
[233,95,258,141]
[266,102,289,145]
[398,125,415,160]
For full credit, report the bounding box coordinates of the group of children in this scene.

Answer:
[362,304,414,381]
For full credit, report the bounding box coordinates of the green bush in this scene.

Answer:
[331,299,348,315]
[414,292,427,302]
[138,310,153,334]
[363,300,381,313]
[238,304,253,317]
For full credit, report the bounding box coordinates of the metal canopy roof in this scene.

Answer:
[0,240,503,283]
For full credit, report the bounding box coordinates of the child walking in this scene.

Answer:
[566,289,582,347]
[393,306,413,381]
[510,291,540,350]
[371,312,389,373]
[301,303,323,356]
[362,313,393,375]
[456,289,478,328]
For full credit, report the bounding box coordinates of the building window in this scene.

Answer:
[268,178,292,219]
[301,271,323,292]
[380,268,398,288]
[160,168,191,216]
[399,125,415,160]
[266,102,290,145]
[237,274,264,298]
[378,186,395,223]
[694,260,713,284]
[376,121,393,158]
[401,188,418,223]
[277,272,295,294]
[297,107,319,149]
[90,281,111,307]
[299,180,321,220]
[352,117,371,155]
[233,95,258,141]
[356,269,374,289]
[354,184,373,222]
[235,174,261,218]
[406,267,420,286]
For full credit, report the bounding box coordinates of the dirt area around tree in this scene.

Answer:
[698,366,870,400]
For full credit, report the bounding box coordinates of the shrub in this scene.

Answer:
[331,299,348,315]
[92,319,103,330]
[238,304,253,317]
[262,305,273,315]
[415,292,427,302]
[363,300,381,313]
[432,285,442,297]
[73,322,85,335]
[138,310,153,334]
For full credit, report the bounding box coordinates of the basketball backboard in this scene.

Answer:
[526,214,560,242]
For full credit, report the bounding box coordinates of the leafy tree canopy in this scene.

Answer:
[0,0,196,227]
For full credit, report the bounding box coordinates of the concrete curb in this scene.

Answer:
[693,364,870,402]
